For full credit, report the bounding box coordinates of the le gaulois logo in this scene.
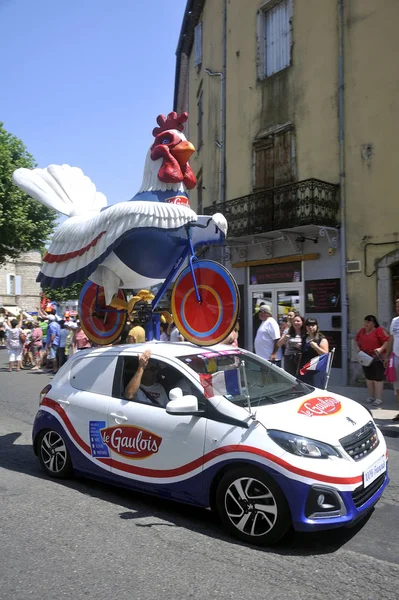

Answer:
[298,396,342,417]
[100,425,162,459]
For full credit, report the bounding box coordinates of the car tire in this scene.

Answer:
[216,466,291,545]
[37,429,73,479]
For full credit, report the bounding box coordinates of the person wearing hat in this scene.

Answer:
[64,321,77,359]
[126,325,146,344]
[254,304,283,366]
[45,314,61,373]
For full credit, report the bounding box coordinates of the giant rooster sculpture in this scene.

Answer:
[13,111,239,345]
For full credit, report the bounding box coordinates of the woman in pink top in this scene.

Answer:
[30,322,43,370]
[72,321,92,353]
[354,314,389,407]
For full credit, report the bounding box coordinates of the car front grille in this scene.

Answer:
[339,420,379,461]
[351,473,386,508]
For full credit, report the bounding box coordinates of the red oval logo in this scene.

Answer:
[101,425,162,459]
[165,195,190,206]
[298,396,342,417]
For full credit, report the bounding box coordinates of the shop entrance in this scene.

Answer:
[249,283,304,350]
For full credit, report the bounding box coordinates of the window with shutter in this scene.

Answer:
[6,274,15,296]
[253,126,294,190]
[194,22,203,68]
[258,0,292,79]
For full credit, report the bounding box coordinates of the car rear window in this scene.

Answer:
[70,355,118,395]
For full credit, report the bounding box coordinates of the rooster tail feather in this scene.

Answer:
[13,164,107,217]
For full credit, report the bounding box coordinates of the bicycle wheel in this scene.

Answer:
[78,281,127,345]
[171,260,239,346]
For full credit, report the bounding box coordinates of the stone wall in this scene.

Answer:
[0,250,42,312]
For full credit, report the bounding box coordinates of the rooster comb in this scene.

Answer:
[152,112,188,137]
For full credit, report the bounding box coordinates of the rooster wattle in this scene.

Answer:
[12,112,228,308]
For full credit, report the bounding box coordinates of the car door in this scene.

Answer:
[105,354,207,504]
[56,352,118,476]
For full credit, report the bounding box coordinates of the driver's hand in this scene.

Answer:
[139,349,151,369]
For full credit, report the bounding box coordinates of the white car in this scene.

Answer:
[33,342,388,545]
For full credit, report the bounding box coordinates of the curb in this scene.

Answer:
[375,422,399,438]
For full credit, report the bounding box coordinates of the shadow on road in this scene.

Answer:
[0,431,372,556]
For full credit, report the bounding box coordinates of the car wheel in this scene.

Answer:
[38,430,73,479]
[216,466,291,545]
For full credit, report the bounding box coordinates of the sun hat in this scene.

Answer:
[258,304,272,314]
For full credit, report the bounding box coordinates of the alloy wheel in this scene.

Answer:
[224,476,278,537]
[40,431,68,474]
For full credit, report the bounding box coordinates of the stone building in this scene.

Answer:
[174,0,399,384]
[0,250,42,314]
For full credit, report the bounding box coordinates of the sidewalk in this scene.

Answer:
[328,384,399,437]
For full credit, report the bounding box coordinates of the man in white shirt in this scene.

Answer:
[254,304,283,366]
[385,297,399,421]
[125,349,169,407]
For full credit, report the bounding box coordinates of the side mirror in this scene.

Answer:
[166,393,199,415]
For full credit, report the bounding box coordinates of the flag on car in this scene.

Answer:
[199,369,242,398]
[299,353,330,376]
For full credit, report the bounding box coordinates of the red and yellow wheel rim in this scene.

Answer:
[171,260,239,346]
[79,281,127,346]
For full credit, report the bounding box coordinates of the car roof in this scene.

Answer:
[72,341,244,361]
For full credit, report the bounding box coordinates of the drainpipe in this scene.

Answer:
[204,0,227,205]
[205,67,224,206]
[338,0,348,385]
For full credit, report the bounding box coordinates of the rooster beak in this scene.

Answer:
[170,140,196,166]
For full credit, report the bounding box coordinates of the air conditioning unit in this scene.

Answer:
[347,260,361,273]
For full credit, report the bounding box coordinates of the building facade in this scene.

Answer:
[0,250,42,314]
[174,0,399,384]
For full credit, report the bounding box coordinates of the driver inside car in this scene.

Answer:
[125,349,168,407]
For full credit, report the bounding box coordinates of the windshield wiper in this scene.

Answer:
[249,394,277,406]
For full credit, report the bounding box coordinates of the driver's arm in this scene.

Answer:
[125,350,151,400]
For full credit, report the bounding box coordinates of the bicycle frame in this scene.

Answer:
[92,226,202,316]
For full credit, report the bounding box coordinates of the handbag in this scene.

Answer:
[384,353,396,383]
[356,350,374,367]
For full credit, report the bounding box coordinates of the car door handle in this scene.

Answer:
[56,399,70,406]
[110,413,128,421]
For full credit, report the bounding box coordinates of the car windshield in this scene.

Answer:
[176,349,313,407]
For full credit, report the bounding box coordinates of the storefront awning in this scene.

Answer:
[0,305,21,317]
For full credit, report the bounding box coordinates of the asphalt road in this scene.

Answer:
[0,351,398,600]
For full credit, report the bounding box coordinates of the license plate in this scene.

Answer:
[363,455,386,488]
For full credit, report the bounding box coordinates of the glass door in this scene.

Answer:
[248,284,304,351]
[251,291,272,349]
[277,290,301,322]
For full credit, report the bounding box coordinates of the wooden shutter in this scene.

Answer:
[254,137,274,190]
[274,128,293,186]
[15,275,22,295]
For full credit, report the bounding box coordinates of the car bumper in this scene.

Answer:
[273,465,389,532]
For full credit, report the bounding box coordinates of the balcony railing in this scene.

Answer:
[204,178,339,238]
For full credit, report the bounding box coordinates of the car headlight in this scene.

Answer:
[268,430,341,459]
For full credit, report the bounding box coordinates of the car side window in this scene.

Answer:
[114,356,206,412]
[118,356,164,406]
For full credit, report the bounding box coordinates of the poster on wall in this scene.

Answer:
[250,262,302,285]
[305,278,341,313]
[323,331,342,368]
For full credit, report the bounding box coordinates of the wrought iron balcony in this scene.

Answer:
[204,178,339,238]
